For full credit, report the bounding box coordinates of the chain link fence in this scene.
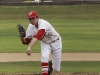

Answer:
[0,0,100,5]
[0,0,52,3]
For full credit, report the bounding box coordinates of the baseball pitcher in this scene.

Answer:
[17,11,62,75]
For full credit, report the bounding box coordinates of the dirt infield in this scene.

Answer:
[0,73,100,75]
[0,53,100,62]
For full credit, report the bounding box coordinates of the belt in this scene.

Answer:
[51,38,59,43]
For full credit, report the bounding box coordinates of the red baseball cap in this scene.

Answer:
[27,11,38,18]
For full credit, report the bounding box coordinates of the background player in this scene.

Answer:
[19,10,62,75]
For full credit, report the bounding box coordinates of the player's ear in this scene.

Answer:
[36,16,39,19]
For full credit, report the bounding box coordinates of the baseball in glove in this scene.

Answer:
[17,24,26,37]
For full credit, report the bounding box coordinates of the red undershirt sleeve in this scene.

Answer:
[25,38,32,45]
[34,29,45,40]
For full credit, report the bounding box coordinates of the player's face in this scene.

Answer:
[29,17,38,26]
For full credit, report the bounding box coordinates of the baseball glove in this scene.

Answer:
[17,24,26,37]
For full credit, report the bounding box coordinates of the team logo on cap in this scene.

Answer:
[29,12,32,16]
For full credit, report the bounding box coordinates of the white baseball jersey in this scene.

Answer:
[25,19,60,43]
[25,19,62,72]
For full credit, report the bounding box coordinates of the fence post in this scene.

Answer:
[35,0,40,6]
[82,0,83,5]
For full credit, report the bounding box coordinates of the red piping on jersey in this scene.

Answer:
[34,29,45,40]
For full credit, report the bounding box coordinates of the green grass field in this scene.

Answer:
[0,5,100,53]
[0,61,100,73]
